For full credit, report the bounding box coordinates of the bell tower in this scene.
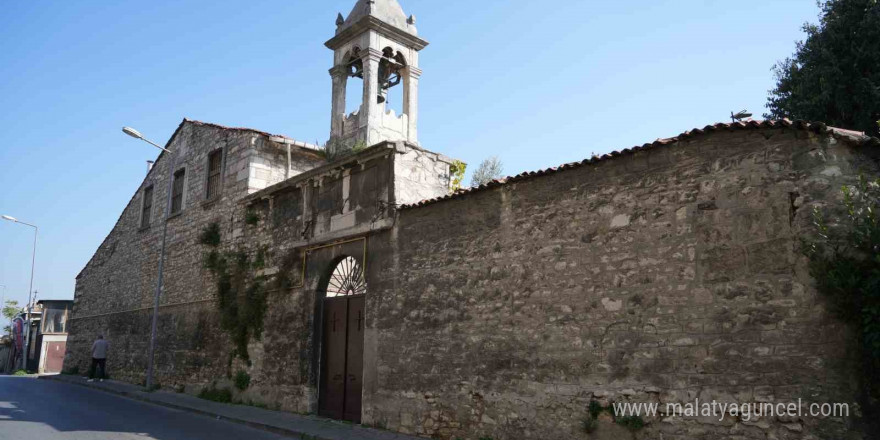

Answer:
[326,0,428,153]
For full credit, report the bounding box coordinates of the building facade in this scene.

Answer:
[67,1,880,439]
[36,299,73,374]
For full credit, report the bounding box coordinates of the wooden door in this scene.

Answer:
[318,295,365,423]
[319,298,348,420]
[344,295,365,423]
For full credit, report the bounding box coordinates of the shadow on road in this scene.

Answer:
[0,376,284,440]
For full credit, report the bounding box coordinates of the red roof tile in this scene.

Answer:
[399,119,879,210]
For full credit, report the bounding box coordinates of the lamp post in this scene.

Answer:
[2,215,38,371]
[0,284,6,335]
[123,126,175,390]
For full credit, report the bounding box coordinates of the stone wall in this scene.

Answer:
[67,120,325,387]
[68,136,453,414]
[67,121,879,440]
[366,128,877,439]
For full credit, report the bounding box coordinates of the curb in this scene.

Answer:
[38,375,342,440]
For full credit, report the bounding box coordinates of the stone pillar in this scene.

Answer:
[403,66,421,145]
[360,48,384,146]
[329,65,348,141]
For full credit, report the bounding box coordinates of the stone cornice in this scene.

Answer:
[325,16,429,51]
[360,47,384,61]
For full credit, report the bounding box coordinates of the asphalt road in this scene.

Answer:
[0,376,290,440]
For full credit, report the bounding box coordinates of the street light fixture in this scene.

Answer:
[122,126,175,390]
[2,214,38,371]
[123,127,169,152]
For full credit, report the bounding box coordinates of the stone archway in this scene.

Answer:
[318,256,366,423]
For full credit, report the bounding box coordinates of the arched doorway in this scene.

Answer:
[318,256,366,423]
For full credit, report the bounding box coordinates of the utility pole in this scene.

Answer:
[1,215,38,371]
[122,126,175,390]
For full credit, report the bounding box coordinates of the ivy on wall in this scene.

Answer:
[804,175,880,430]
[200,223,269,363]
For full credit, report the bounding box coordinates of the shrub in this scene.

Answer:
[583,417,598,433]
[234,370,251,391]
[588,400,604,419]
[245,210,260,226]
[199,223,221,247]
[198,387,233,403]
[615,416,645,431]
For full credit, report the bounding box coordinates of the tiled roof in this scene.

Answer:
[400,119,880,210]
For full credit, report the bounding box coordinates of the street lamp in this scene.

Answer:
[2,215,38,371]
[122,126,174,389]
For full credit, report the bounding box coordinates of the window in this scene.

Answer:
[206,149,223,200]
[171,169,186,215]
[42,304,70,334]
[141,185,154,227]
[326,256,367,298]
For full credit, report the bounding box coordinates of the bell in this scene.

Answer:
[377,88,388,104]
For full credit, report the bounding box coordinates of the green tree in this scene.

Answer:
[3,300,21,335]
[470,156,504,187]
[804,175,880,433]
[766,0,880,137]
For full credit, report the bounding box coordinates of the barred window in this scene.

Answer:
[171,169,186,214]
[141,186,154,227]
[206,149,223,200]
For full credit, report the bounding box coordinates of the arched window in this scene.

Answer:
[326,256,366,298]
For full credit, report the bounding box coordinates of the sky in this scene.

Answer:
[0,0,820,308]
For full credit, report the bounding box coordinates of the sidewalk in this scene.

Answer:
[40,374,421,440]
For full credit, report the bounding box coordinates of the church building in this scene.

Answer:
[67,1,879,439]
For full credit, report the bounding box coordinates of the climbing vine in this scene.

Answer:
[200,223,269,363]
[804,174,880,429]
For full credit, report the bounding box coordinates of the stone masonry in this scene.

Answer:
[67,121,880,440]
[66,1,880,439]
[366,125,879,440]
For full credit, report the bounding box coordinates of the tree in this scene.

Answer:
[765,0,880,137]
[470,156,504,187]
[804,175,880,433]
[3,300,21,336]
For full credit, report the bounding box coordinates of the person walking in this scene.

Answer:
[87,334,109,382]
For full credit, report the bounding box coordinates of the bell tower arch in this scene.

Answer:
[326,0,428,154]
